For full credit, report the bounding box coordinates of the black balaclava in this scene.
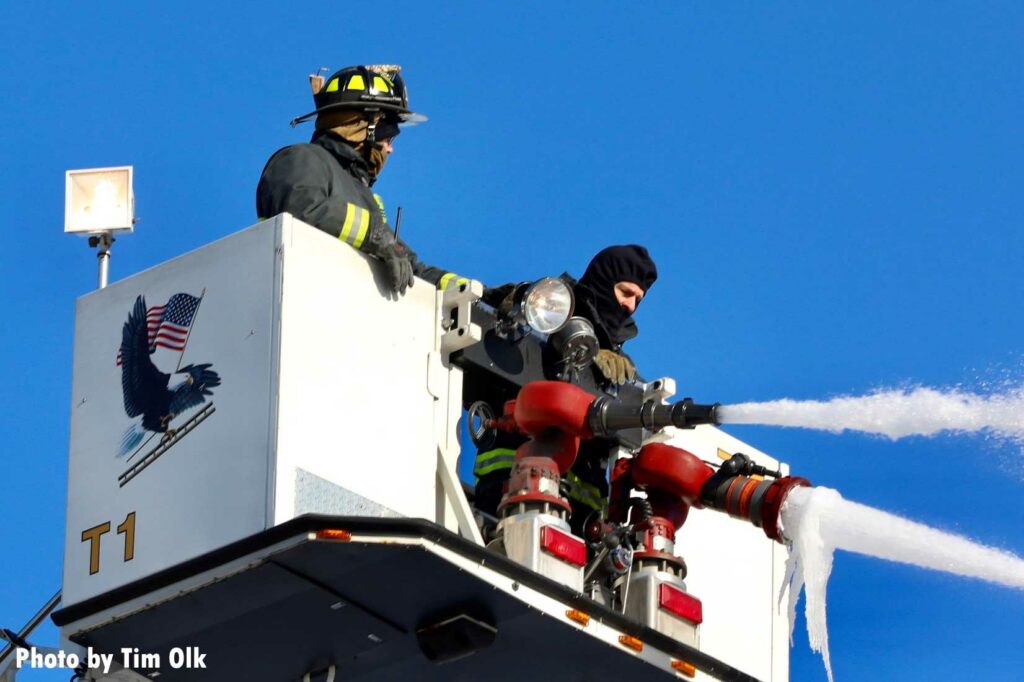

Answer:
[575,245,658,346]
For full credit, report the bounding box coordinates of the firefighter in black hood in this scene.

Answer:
[474,245,659,534]
[572,244,658,385]
[257,64,459,295]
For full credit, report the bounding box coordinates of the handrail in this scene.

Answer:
[0,590,62,667]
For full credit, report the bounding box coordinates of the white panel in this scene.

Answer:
[63,222,278,607]
[666,426,791,682]
[273,217,440,523]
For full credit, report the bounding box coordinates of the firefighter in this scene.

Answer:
[474,245,659,535]
[257,64,461,295]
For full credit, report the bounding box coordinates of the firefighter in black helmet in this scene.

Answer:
[257,64,458,295]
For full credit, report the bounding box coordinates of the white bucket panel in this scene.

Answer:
[63,222,278,607]
[666,426,790,682]
[63,216,448,610]
[272,219,440,524]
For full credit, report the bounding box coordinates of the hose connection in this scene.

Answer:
[699,455,810,543]
[588,396,721,437]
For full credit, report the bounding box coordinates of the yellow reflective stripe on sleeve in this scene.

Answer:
[373,193,387,222]
[439,274,470,291]
[474,448,517,477]
[564,471,605,511]
[339,204,371,249]
[340,203,357,242]
[351,207,370,248]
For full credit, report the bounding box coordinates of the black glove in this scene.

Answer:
[482,282,516,308]
[380,239,415,296]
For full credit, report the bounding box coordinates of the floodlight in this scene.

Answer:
[65,166,134,234]
[65,165,135,289]
[512,278,575,334]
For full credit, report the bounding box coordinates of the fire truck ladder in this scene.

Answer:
[117,404,216,487]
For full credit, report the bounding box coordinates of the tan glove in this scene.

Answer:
[594,349,636,385]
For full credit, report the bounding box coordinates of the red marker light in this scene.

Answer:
[659,584,703,624]
[540,526,586,566]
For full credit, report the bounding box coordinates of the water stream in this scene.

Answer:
[717,385,1024,443]
[778,485,1024,682]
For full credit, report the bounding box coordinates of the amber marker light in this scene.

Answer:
[618,634,643,652]
[672,659,697,678]
[316,529,353,541]
[565,610,590,626]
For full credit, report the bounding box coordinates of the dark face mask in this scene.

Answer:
[367,142,390,179]
[576,245,658,345]
[368,116,400,179]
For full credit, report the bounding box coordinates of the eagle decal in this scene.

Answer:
[117,294,221,461]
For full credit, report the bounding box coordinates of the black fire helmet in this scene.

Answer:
[291,64,427,128]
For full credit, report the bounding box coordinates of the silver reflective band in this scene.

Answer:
[340,204,370,248]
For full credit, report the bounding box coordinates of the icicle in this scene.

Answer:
[779,485,1024,681]
[779,486,838,682]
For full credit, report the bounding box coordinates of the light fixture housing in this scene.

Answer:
[65,166,135,234]
[513,277,574,335]
[550,316,600,369]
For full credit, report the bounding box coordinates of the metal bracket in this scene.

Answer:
[303,664,337,682]
[437,446,484,545]
[642,376,677,445]
[428,281,484,543]
[438,280,483,355]
[643,376,677,403]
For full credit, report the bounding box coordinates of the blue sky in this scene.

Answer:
[2,2,1023,680]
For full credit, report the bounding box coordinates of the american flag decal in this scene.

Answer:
[117,293,202,365]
